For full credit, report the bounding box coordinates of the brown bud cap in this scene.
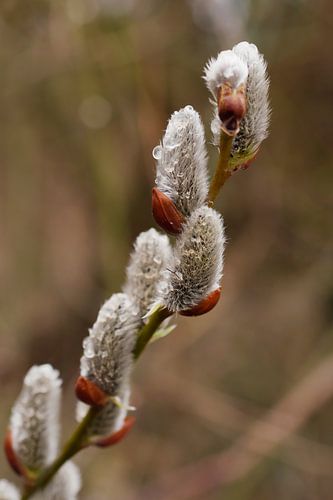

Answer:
[218,84,246,136]
[75,376,109,408]
[180,288,221,317]
[4,430,26,476]
[152,188,185,235]
[93,416,136,448]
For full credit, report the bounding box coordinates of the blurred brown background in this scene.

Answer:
[1,0,333,499]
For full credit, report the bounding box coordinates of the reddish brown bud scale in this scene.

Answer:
[152,188,185,235]
[4,430,25,476]
[75,376,109,408]
[217,84,246,136]
[93,416,136,448]
[180,288,221,317]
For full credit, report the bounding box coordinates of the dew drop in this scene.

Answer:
[152,145,162,160]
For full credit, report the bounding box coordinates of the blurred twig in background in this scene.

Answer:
[137,351,333,500]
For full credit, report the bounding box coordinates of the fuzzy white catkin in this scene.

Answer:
[123,229,172,320]
[80,293,140,396]
[0,480,20,500]
[31,462,81,500]
[163,206,225,312]
[203,49,248,98]
[154,105,209,217]
[77,384,131,437]
[230,41,270,167]
[10,364,62,470]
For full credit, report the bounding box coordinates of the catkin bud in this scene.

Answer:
[204,50,248,98]
[204,50,248,136]
[32,462,81,500]
[8,365,62,471]
[0,480,19,500]
[163,206,225,312]
[123,229,172,320]
[153,106,209,219]
[230,41,270,168]
[79,293,140,399]
[76,385,132,439]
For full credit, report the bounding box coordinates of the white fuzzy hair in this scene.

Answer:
[203,49,248,97]
[229,41,270,167]
[32,462,81,500]
[123,229,172,320]
[10,364,62,470]
[155,106,209,217]
[76,384,131,438]
[0,480,20,500]
[80,293,140,397]
[163,206,225,312]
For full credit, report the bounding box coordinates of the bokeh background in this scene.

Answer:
[1,0,333,498]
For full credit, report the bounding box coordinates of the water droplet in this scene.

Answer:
[184,105,194,112]
[152,145,162,160]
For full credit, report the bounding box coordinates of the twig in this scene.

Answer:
[133,307,172,360]
[146,372,333,477]
[208,131,233,203]
[21,407,100,499]
[20,128,231,498]
[20,307,172,499]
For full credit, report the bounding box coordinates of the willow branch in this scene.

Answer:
[20,306,172,499]
[208,131,234,204]
[133,306,172,360]
[21,406,99,499]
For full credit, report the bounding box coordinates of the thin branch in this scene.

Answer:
[133,306,172,360]
[19,124,232,499]
[147,372,333,477]
[208,131,233,203]
[20,307,172,499]
[21,406,99,499]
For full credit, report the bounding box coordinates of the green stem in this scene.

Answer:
[208,131,234,204]
[21,407,99,499]
[21,307,172,499]
[133,306,172,360]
